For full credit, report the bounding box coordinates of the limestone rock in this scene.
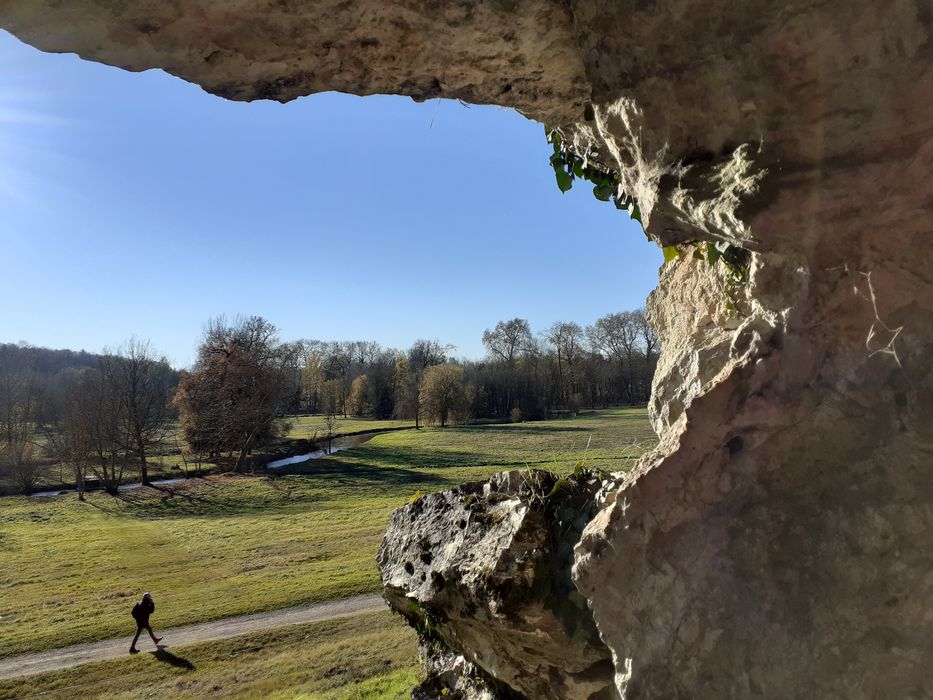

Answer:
[411,644,500,700]
[5,2,933,697]
[0,0,588,127]
[378,470,614,700]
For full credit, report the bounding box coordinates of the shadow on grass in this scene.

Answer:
[279,458,455,491]
[154,646,195,670]
[561,409,650,421]
[451,425,590,434]
[308,447,614,480]
[83,479,323,520]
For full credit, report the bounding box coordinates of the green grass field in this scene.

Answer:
[0,409,655,675]
[0,611,419,700]
[283,415,416,440]
[29,414,417,489]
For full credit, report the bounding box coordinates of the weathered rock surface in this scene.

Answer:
[0,0,588,127]
[378,470,614,700]
[4,2,933,698]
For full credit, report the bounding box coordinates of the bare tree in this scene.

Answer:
[633,309,659,365]
[81,366,128,495]
[392,353,423,428]
[322,412,339,455]
[106,338,172,485]
[43,369,92,500]
[320,378,347,417]
[483,318,533,413]
[588,312,640,404]
[546,321,585,409]
[632,309,660,399]
[0,352,46,494]
[0,350,39,450]
[0,440,44,495]
[482,319,533,367]
[408,339,454,371]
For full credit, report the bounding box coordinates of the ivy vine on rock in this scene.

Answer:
[545,127,642,224]
[546,125,752,312]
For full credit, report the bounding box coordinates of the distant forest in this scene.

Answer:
[291,311,658,420]
[0,310,657,493]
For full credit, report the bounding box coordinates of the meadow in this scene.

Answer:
[0,408,655,694]
[28,414,419,489]
[0,611,419,700]
[282,415,416,440]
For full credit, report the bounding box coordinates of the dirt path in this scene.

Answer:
[0,593,386,680]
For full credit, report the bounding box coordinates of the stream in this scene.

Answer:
[265,433,375,469]
[32,477,186,498]
[30,432,382,497]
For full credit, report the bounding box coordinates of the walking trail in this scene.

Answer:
[0,593,385,680]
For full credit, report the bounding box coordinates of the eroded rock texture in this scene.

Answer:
[378,471,613,700]
[4,2,932,698]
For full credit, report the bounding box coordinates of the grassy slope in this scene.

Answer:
[0,611,419,700]
[283,415,416,440]
[30,415,416,488]
[0,409,655,658]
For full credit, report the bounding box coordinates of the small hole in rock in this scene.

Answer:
[726,436,744,455]
[431,571,446,591]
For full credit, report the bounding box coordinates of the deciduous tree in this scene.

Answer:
[106,338,172,485]
[347,374,370,416]
[420,364,470,427]
[174,316,295,472]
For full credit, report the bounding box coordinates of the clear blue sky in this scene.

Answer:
[0,30,660,368]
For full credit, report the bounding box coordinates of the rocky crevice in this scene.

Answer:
[378,470,614,700]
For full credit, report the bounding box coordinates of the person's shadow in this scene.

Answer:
[153,645,196,671]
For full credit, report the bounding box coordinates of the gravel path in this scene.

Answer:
[0,593,386,680]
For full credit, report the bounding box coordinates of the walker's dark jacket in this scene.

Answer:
[131,599,155,627]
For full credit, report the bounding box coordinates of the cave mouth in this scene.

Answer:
[3,3,931,698]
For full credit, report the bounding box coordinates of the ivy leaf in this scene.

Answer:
[573,459,587,477]
[593,182,613,201]
[549,153,564,168]
[546,478,573,499]
[706,244,722,265]
[629,202,642,223]
[663,246,680,263]
[555,169,574,193]
[572,159,584,178]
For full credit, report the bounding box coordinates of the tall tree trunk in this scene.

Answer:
[235,432,256,473]
[139,447,149,485]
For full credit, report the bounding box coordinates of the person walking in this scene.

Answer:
[129,592,162,654]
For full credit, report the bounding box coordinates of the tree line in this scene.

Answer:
[292,311,657,422]
[0,309,657,494]
[0,340,176,497]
